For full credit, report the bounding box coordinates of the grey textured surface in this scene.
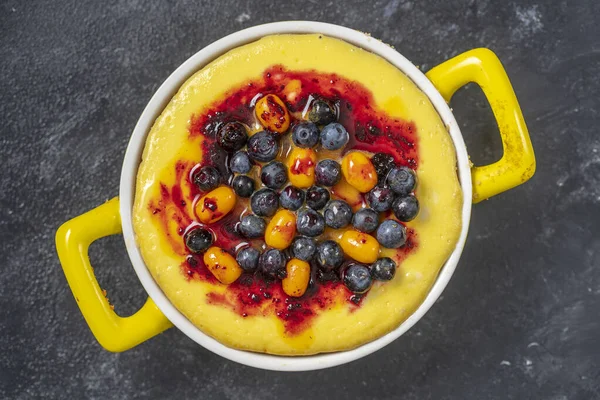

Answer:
[1,0,599,398]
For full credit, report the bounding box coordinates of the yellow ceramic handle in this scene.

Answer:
[426,48,536,202]
[55,197,172,352]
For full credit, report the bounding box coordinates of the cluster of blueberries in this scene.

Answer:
[185,99,419,294]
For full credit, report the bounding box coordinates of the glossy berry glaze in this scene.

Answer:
[149,65,419,335]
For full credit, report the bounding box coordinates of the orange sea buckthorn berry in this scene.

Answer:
[339,230,380,264]
[282,258,311,297]
[331,177,364,212]
[255,94,290,134]
[341,152,378,193]
[287,147,317,188]
[203,247,243,284]
[265,209,297,250]
[194,186,236,224]
[282,79,302,103]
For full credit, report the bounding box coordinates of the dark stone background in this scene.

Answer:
[1,0,599,398]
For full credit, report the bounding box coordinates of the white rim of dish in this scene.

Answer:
[119,21,472,371]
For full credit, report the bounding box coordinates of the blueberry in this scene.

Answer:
[217,121,248,152]
[236,247,260,272]
[367,186,395,212]
[260,161,287,190]
[279,185,305,211]
[316,240,344,271]
[305,186,330,210]
[296,207,325,237]
[315,159,341,186]
[232,175,255,198]
[323,200,353,229]
[308,99,336,125]
[371,152,396,183]
[292,122,320,148]
[259,249,287,279]
[376,219,407,248]
[238,214,266,238]
[392,195,419,222]
[387,166,417,195]
[250,188,279,217]
[184,227,213,253]
[370,257,396,281]
[229,151,252,174]
[343,264,372,293]
[320,123,349,150]
[317,268,340,283]
[352,208,379,233]
[247,130,279,162]
[192,166,221,192]
[291,236,317,261]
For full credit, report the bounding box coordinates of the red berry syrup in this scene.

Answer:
[149,65,419,335]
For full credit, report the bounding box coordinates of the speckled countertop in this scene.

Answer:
[1,0,599,398]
